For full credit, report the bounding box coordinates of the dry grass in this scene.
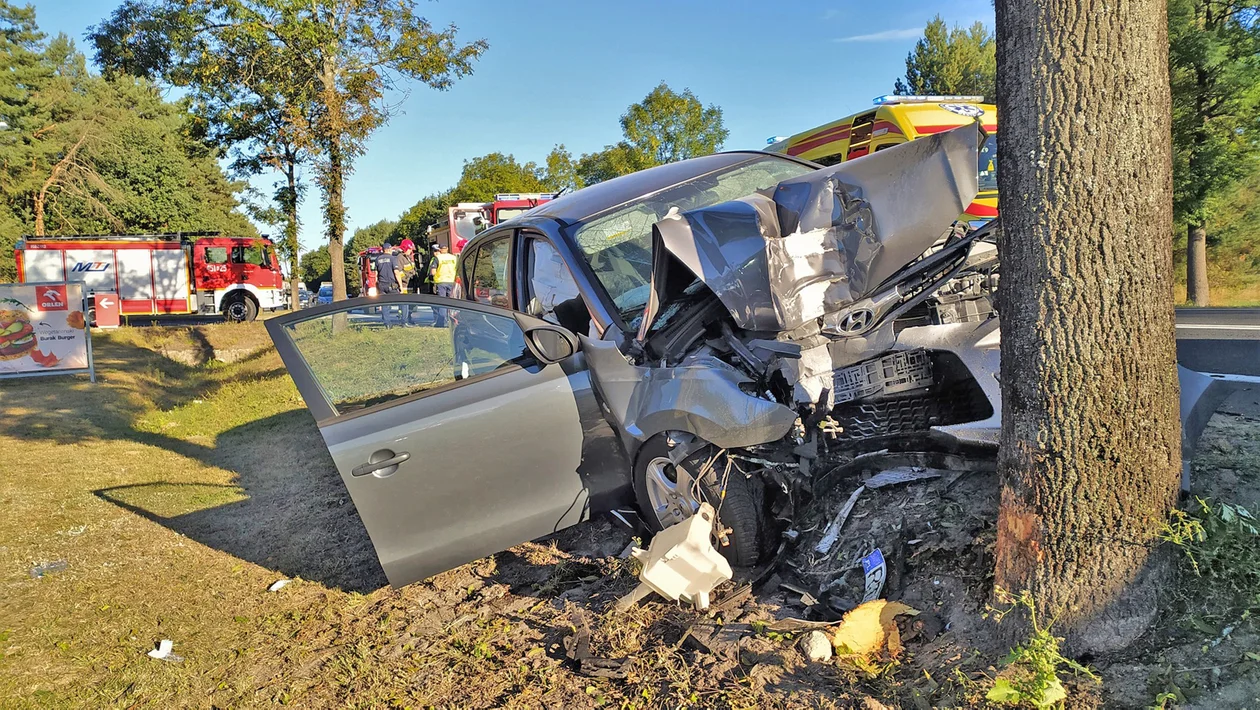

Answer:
[1,324,1257,708]
[0,327,859,708]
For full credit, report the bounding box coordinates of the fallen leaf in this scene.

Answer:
[830,600,919,658]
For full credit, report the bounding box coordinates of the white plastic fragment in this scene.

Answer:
[268,579,290,592]
[147,639,183,662]
[813,485,866,555]
[800,630,834,663]
[617,503,733,611]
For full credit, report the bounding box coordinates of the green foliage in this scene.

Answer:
[91,0,488,300]
[299,246,332,290]
[619,82,728,166]
[987,589,1099,708]
[0,3,256,281]
[389,192,449,249]
[893,16,996,99]
[346,219,398,255]
[1163,498,1260,615]
[449,153,548,203]
[577,82,728,185]
[1168,0,1260,227]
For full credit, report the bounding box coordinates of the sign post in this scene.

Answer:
[0,282,95,382]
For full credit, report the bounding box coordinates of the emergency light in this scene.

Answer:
[873,94,985,105]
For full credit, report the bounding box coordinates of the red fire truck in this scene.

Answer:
[427,193,556,254]
[15,232,286,322]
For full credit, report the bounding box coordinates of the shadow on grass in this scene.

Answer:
[2,335,387,593]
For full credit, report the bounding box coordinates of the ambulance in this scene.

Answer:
[767,95,998,225]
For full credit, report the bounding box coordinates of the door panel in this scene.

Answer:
[267,295,589,586]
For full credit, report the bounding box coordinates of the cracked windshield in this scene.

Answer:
[569,156,812,319]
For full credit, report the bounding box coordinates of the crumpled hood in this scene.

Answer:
[645,124,980,334]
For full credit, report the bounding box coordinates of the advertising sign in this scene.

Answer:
[0,282,95,381]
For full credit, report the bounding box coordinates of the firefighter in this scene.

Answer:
[431,245,458,327]
[373,243,402,295]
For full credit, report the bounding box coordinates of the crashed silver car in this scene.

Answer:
[268,126,1242,587]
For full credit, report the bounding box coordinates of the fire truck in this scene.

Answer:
[15,232,286,322]
[427,193,556,255]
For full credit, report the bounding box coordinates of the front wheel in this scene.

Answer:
[632,435,768,568]
[223,295,258,323]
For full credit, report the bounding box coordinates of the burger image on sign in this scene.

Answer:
[0,309,36,360]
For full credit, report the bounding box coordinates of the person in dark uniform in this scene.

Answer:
[374,243,401,295]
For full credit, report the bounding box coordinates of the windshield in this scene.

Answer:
[318,286,332,297]
[569,155,814,319]
[978,133,998,193]
[495,207,528,223]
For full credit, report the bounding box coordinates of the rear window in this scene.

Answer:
[568,155,813,319]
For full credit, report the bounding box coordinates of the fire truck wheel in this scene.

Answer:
[224,294,259,323]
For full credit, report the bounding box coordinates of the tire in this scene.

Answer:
[223,294,259,323]
[632,435,768,568]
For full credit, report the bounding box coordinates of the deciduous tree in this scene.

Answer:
[91,0,487,302]
[993,0,1181,653]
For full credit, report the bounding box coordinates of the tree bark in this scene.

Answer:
[325,135,346,302]
[1186,223,1210,306]
[284,159,302,309]
[993,0,1181,655]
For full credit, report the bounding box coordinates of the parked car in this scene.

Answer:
[266,127,1241,588]
[316,284,333,306]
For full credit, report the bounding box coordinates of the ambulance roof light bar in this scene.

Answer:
[873,94,985,105]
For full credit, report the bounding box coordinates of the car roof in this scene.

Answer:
[518,151,814,226]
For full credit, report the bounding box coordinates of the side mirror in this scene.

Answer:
[525,325,578,364]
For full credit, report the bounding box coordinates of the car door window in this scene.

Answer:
[282,304,531,417]
[525,238,587,332]
[466,238,511,308]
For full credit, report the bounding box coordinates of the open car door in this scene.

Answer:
[266,294,588,586]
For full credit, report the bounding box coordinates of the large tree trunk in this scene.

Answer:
[993,0,1181,655]
[1186,223,1210,306]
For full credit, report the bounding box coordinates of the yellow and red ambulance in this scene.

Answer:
[767,95,998,225]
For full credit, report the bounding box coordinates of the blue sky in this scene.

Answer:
[35,0,993,253]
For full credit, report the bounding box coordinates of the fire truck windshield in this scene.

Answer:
[495,208,528,223]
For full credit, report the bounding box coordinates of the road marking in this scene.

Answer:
[1176,323,1260,331]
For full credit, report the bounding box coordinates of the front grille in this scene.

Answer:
[827,351,992,443]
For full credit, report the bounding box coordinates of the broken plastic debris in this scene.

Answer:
[800,630,833,663]
[617,502,733,611]
[29,560,67,579]
[860,549,887,602]
[146,639,184,663]
[268,579,290,592]
[830,600,919,658]
[864,466,944,489]
[813,485,865,555]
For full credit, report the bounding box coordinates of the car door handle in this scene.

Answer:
[352,450,411,477]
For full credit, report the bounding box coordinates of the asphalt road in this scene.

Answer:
[1175,307,1260,377]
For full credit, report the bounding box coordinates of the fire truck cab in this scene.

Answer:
[15,232,286,322]
[427,193,556,255]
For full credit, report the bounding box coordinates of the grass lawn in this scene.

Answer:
[1,324,1257,708]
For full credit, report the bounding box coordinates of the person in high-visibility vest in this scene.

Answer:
[431,245,458,327]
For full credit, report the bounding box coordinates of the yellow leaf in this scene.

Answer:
[830,600,919,658]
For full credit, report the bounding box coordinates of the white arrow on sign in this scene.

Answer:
[99,297,114,308]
